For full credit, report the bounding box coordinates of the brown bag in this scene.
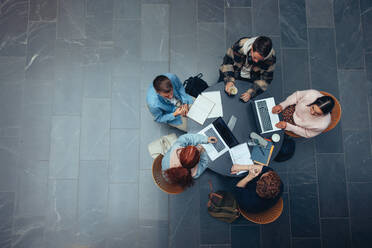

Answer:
[207,181,240,223]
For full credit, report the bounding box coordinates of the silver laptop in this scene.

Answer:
[253,97,281,134]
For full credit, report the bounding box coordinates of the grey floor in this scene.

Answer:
[0,0,371,247]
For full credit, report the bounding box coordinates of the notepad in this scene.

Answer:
[202,91,223,118]
[187,94,215,125]
[251,142,274,166]
[229,143,253,175]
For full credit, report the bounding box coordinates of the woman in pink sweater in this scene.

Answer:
[272,90,335,138]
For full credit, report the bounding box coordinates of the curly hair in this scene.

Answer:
[256,171,282,199]
[164,167,194,188]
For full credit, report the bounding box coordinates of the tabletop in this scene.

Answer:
[187,81,284,177]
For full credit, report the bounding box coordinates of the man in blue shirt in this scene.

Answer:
[146,73,194,131]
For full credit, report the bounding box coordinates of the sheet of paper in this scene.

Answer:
[187,94,215,125]
[202,91,223,118]
[229,143,253,175]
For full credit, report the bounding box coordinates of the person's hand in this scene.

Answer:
[275,121,287,129]
[272,105,283,114]
[180,104,189,116]
[208,136,218,143]
[249,164,263,177]
[173,107,183,116]
[240,90,251,102]
[231,164,242,174]
[225,82,235,95]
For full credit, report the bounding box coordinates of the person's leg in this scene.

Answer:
[168,116,188,132]
[281,105,296,125]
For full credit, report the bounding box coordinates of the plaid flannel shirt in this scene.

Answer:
[219,37,276,98]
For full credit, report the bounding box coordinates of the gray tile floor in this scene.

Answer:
[0,0,371,247]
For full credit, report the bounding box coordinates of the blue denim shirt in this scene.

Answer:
[162,134,209,179]
[146,73,194,125]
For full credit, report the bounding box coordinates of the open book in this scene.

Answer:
[187,94,215,125]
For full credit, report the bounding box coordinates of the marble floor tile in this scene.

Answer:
[49,116,80,179]
[279,0,308,48]
[57,0,86,39]
[282,49,310,92]
[0,0,28,56]
[30,0,57,21]
[225,7,253,49]
[316,154,348,217]
[334,0,364,69]
[107,183,139,247]
[0,192,14,248]
[321,219,351,248]
[80,98,110,160]
[114,0,141,19]
[141,4,169,61]
[197,22,225,85]
[252,0,280,36]
[305,0,334,27]
[198,0,224,23]
[289,183,320,237]
[45,180,78,248]
[78,161,109,246]
[110,129,139,182]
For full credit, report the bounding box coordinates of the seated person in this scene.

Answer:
[147,73,194,132]
[162,133,217,188]
[231,164,283,213]
[219,36,276,102]
[272,89,334,138]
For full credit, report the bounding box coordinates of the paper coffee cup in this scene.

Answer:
[229,86,238,95]
[272,133,280,142]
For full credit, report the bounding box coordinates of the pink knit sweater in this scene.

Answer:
[279,90,331,138]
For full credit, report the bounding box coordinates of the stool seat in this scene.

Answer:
[239,197,283,224]
[152,154,184,194]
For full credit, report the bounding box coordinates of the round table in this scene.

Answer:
[187,81,284,177]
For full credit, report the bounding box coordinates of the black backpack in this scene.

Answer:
[183,73,209,98]
[207,182,240,223]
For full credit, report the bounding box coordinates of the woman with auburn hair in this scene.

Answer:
[231,164,283,212]
[272,89,335,138]
[162,134,217,188]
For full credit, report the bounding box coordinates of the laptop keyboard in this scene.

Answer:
[257,101,273,132]
[204,128,226,152]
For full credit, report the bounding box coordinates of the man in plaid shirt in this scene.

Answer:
[219,36,276,102]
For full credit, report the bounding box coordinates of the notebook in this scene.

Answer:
[251,141,274,166]
[187,94,215,125]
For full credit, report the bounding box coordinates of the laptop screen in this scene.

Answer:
[213,117,239,148]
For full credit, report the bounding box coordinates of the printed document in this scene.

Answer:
[229,143,253,175]
[202,91,223,118]
[187,94,215,125]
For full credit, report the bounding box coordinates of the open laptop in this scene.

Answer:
[198,117,239,161]
[251,97,281,134]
